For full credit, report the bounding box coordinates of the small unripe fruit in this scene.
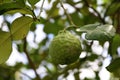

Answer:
[49,30,82,65]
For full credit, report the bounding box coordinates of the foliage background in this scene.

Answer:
[0,0,120,80]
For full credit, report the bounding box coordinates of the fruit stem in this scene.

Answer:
[63,25,78,31]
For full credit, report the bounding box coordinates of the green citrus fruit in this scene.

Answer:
[49,30,82,65]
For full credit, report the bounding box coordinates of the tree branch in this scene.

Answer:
[59,0,77,26]
[83,0,106,24]
[23,38,41,80]
[18,71,32,79]
[38,0,45,19]
[116,9,120,34]
[104,0,115,18]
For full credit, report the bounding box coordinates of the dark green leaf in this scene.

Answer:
[83,15,100,24]
[17,42,24,52]
[106,2,120,15]
[0,0,11,3]
[70,12,83,25]
[28,0,40,6]
[47,0,59,17]
[109,34,120,56]
[5,6,33,15]
[30,22,36,31]
[0,0,25,15]
[87,54,98,61]
[66,0,75,5]
[44,20,64,35]
[106,58,120,72]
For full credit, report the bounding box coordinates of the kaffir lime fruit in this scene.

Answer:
[49,30,82,65]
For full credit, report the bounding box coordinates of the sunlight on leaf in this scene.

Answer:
[76,23,100,32]
[0,30,12,64]
[11,16,33,40]
[76,24,116,41]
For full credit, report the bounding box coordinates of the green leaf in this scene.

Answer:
[106,2,120,15]
[5,6,33,16]
[109,34,120,56]
[11,16,33,40]
[28,0,40,6]
[17,42,24,53]
[103,0,109,4]
[86,30,110,41]
[0,0,25,15]
[66,0,76,5]
[0,0,11,3]
[87,54,98,61]
[44,20,64,35]
[30,22,36,31]
[77,24,116,41]
[76,23,100,32]
[106,58,120,72]
[0,30,12,64]
[47,0,59,17]
[70,12,83,25]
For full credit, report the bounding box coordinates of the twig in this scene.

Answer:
[23,38,41,80]
[18,71,32,79]
[116,9,120,34]
[104,0,115,18]
[27,5,37,21]
[59,0,76,26]
[58,57,87,75]
[83,0,106,24]
[38,0,45,19]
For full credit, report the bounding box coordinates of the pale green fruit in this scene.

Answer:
[49,30,82,65]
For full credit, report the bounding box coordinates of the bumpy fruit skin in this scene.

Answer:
[49,30,82,65]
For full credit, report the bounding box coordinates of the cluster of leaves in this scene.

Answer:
[0,0,120,80]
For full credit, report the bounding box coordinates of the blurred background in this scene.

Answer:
[0,0,120,80]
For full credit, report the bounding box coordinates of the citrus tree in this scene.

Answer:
[0,0,120,80]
